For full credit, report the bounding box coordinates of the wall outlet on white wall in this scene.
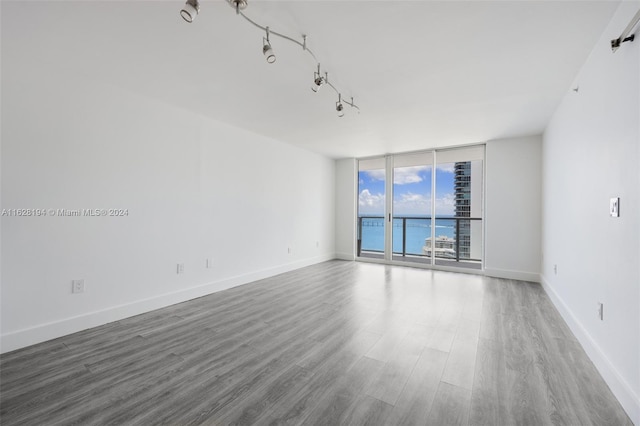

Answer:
[610,197,620,217]
[71,279,85,294]
[177,263,185,274]
[553,264,557,275]
[206,258,213,269]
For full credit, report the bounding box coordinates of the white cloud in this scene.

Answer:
[436,164,455,173]
[394,166,430,185]
[363,170,385,181]
[363,166,432,185]
[358,189,384,214]
[393,192,431,215]
[361,189,457,216]
[435,193,455,215]
[399,192,428,203]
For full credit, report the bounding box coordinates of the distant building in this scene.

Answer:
[423,235,456,258]
[454,162,471,259]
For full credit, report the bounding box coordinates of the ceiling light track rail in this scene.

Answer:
[180,0,359,116]
[611,7,640,52]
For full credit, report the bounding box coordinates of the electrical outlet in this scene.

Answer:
[316,241,320,248]
[597,302,604,320]
[287,247,292,254]
[177,263,185,274]
[553,264,557,275]
[206,258,213,269]
[610,197,620,217]
[72,279,85,294]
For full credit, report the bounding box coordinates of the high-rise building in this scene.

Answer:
[454,161,471,258]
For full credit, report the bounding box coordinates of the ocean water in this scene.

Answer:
[359,217,456,255]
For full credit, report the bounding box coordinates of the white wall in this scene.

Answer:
[485,136,542,282]
[335,159,356,260]
[1,58,335,353]
[542,2,640,423]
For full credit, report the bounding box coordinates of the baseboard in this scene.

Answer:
[334,252,355,261]
[540,275,640,425]
[484,267,540,283]
[0,254,335,354]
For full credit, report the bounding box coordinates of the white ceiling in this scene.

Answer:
[2,0,621,158]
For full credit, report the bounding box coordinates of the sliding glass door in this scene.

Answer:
[392,153,433,264]
[357,158,386,259]
[433,147,483,269]
[357,146,484,269]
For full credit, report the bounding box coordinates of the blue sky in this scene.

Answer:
[358,164,456,216]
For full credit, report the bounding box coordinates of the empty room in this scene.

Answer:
[1,0,638,425]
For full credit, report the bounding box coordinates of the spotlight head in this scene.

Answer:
[180,0,200,23]
[336,102,344,117]
[263,43,276,64]
[229,0,248,11]
[312,76,324,93]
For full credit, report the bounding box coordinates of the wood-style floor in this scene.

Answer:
[0,260,632,425]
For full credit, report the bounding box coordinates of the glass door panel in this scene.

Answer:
[391,152,433,264]
[434,147,484,269]
[357,158,386,259]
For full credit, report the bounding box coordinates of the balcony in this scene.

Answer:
[356,216,482,269]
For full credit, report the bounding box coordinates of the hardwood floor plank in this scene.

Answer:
[522,302,595,425]
[302,356,385,424]
[215,364,312,425]
[48,353,184,426]
[424,326,456,353]
[266,348,374,424]
[440,331,478,391]
[388,347,448,425]
[469,337,506,426]
[426,382,471,426]
[296,327,381,372]
[364,328,409,363]
[501,311,553,426]
[342,394,394,426]
[364,334,423,405]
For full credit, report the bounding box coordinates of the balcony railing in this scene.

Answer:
[357,216,482,264]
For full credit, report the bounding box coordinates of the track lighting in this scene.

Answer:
[263,28,275,64]
[178,0,360,116]
[336,94,345,118]
[180,0,199,23]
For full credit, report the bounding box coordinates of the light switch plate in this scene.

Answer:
[610,197,620,217]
